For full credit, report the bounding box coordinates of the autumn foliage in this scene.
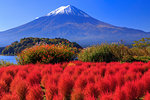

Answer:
[17,44,77,64]
[0,61,150,100]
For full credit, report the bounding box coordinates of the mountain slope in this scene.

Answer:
[0,5,149,47]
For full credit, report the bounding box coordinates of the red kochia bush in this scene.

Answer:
[45,82,58,100]
[41,74,49,87]
[1,61,150,100]
[26,85,43,100]
[1,73,13,91]
[96,79,110,94]
[113,87,126,100]
[84,83,99,98]
[134,80,146,99]
[71,88,84,100]
[115,73,125,87]
[1,93,19,100]
[10,78,28,100]
[15,70,27,79]
[58,74,74,99]
[52,95,63,100]
[74,75,87,90]
[142,75,150,92]
[122,81,137,100]
[84,95,96,100]
[100,93,113,100]
[144,93,150,100]
[0,80,8,98]
[26,70,41,86]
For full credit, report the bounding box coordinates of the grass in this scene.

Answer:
[0,60,15,67]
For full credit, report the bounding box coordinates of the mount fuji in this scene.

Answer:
[0,5,149,47]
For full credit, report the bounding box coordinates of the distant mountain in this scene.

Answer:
[0,5,149,47]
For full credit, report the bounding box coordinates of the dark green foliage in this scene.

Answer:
[78,44,137,62]
[121,55,135,62]
[78,44,117,62]
[133,56,150,62]
[1,37,82,55]
[109,44,132,61]
[130,47,150,56]
[0,47,5,54]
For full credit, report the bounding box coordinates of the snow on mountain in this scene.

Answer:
[0,5,150,47]
[47,5,90,17]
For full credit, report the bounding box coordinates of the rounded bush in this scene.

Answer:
[10,78,29,100]
[121,55,135,62]
[17,44,77,64]
[1,94,19,100]
[58,75,74,99]
[78,44,116,62]
[0,80,8,98]
[71,88,84,100]
[130,47,149,56]
[144,93,150,100]
[78,44,139,62]
[26,85,43,100]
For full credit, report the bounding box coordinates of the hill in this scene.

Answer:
[1,37,82,55]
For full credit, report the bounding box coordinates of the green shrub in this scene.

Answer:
[78,44,117,62]
[133,56,150,62]
[130,47,149,56]
[0,60,14,67]
[121,55,135,62]
[146,47,150,55]
[78,44,138,62]
[109,44,132,61]
[17,44,77,64]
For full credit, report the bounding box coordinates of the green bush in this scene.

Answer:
[121,55,135,62]
[78,44,137,62]
[109,44,132,61]
[133,56,150,62]
[146,47,150,55]
[17,44,77,64]
[78,44,117,62]
[0,60,14,67]
[130,47,149,56]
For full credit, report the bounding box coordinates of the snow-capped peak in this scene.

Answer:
[47,5,90,17]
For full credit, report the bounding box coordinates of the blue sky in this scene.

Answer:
[0,0,150,32]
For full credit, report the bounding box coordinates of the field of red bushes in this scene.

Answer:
[1,61,150,100]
